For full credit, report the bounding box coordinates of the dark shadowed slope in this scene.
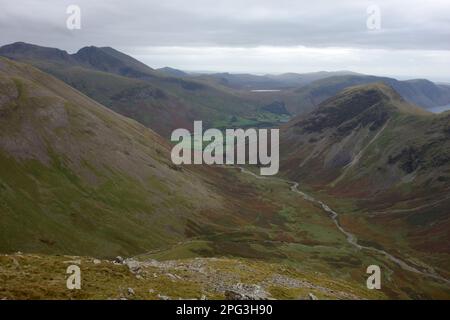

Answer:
[287,75,450,115]
[281,83,448,193]
[280,83,450,275]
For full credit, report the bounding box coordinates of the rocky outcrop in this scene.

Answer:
[224,283,268,300]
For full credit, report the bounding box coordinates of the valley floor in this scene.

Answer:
[1,167,448,300]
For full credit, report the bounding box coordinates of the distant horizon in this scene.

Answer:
[157,67,450,84]
[2,0,450,84]
[2,40,450,84]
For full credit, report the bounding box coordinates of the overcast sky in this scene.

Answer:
[1,0,450,81]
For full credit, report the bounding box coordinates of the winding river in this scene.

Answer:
[233,166,450,286]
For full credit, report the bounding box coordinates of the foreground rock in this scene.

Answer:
[224,284,268,300]
[0,254,383,300]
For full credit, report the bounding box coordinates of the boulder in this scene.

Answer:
[224,283,268,300]
[123,259,141,273]
[309,293,318,300]
[114,256,124,264]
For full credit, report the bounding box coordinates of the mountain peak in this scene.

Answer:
[319,82,428,115]
[316,82,398,114]
[75,45,101,54]
[342,82,401,98]
[288,83,429,134]
[74,45,122,56]
[73,45,155,77]
[74,45,116,62]
[0,42,72,62]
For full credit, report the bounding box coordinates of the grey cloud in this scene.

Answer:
[1,0,450,50]
[1,0,449,81]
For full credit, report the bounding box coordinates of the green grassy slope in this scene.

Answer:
[0,253,387,300]
[0,57,231,257]
[0,58,448,299]
[0,42,283,136]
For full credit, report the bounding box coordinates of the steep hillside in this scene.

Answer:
[73,46,157,79]
[190,72,450,119]
[0,57,234,257]
[1,58,448,299]
[281,83,448,195]
[287,75,450,114]
[280,83,450,274]
[0,42,264,136]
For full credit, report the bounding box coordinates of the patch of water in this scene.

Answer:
[429,104,450,113]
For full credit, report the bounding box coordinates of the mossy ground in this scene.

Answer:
[0,254,385,300]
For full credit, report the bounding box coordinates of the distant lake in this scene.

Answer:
[429,104,450,113]
[250,89,281,92]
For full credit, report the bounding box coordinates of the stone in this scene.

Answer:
[165,273,181,280]
[124,259,141,273]
[11,258,20,268]
[157,294,171,300]
[224,283,268,300]
[309,293,318,300]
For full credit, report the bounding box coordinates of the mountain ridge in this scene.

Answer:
[1,57,449,299]
[0,42,264,137]
[287,74,450,114]
[0,56,231,256]
[280,82,450,275]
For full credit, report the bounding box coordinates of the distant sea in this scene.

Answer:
[429,104,450,113]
